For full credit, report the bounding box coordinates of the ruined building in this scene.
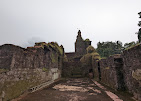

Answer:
[63,30,94,77]
[75,30,91,56]
[0,30,141,101]
[66,30,91,61]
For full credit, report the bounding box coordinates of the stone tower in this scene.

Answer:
[75,30,91,56]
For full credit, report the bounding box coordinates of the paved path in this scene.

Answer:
[19,78,133,101]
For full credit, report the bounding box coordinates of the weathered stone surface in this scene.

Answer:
[93,44,141,100]
[122,43,141,100]
[75,30,91,56]
[93,55,126,90]
[0,42,64,101]
[62,61,84,77]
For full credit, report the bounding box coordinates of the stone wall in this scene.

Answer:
[0,42,64,101]
[93,55,126,90]
[65,52,75,61]
[75,30,91,56]
[93,43,141,100]
[62,61,83,77]
[122,43,141,100]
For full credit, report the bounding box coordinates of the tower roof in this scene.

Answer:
[78,30,81,36]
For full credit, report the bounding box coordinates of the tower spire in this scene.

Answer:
[78,30,81,36]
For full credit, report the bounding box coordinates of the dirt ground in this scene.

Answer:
[18,78,134,101]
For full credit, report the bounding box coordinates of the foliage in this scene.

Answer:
[86,45,96,53]
[96,40,140,57]
[85,38,90,41]
[96,41,123,58]
[124,41,135,49]
[137,12,141,42]
[80,53,92,64]
[80,51,100,65]
[124,41,140,50]
[91,52,101,60]
[42,67,48,72]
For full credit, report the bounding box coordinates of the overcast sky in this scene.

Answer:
[0,0,141,52]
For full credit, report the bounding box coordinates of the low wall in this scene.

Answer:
[0,43,63,101]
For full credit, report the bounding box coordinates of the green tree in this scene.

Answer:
[137,12,141,42]
[124,41,136,49]
[96,41,123,58]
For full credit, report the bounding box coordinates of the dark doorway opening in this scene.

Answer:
[114,58,126,91]
[89,69,94,78]
[89,69,93,73]
[98,61,101,81]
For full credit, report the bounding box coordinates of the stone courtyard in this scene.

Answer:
[17,78,134,101]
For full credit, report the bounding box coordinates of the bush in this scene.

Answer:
[86,46,96,53]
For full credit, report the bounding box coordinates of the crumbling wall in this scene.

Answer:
[0,42,64,101]
[93,43,141,100]
[75,30,91,56]
[122,43,141,100]
[93,55,126,90]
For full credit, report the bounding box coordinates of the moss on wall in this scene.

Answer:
[42,67,48,72]
[85,38,90,41]
[47,42,63,55]
[80,50,100,64]
[86,45,96,53]
[35,42,63,56]
[50,53,58,63]
[1,79,40,101]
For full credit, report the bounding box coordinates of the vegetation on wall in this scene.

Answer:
[34,42,64,63]
[35,42,63,55]
[80,45,100,65]
[85,38,90,42]
[1,78,40,101]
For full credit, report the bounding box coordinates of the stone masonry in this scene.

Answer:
[0,42,64,101]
